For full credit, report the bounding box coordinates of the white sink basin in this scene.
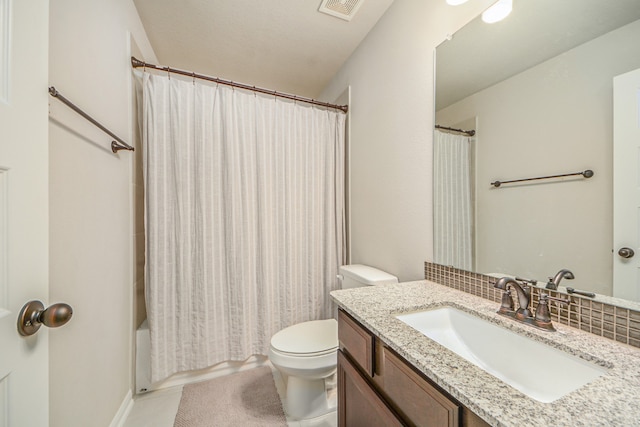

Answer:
[396,307,607,403]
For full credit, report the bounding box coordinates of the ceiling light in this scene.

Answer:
[446,0,469,5]
[482,0,512,23]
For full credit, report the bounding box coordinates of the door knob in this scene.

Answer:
[618,247,635,259]
[17,300,73,336]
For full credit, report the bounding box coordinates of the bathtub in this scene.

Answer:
[135,319,270,394]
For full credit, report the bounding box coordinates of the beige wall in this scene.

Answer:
[436,20,640,295]
[130,37,147,331]
[320,0,494,281]
[48,0,156,425]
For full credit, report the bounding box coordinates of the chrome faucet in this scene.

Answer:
[546,269,574,290]
[494,277,569,331]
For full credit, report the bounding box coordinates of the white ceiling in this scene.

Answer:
[133,0,395,99]
[436,0,640,110]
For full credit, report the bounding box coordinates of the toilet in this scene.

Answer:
[268,264,398,420]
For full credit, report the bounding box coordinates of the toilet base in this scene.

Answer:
[284,375,334,420]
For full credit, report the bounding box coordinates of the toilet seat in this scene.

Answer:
[270,319,338,356]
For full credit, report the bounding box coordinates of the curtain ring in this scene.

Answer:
[192,72,196,85]
[167,66,171,80]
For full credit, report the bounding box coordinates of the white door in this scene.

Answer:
[0,0,50,425]
[613,67,640,301]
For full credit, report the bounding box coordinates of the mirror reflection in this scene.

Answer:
[434,0,640,299]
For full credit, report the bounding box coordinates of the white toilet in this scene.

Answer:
[268,264,398,420]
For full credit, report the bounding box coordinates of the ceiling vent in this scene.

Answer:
[318,0,365,22]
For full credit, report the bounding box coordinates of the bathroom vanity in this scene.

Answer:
[338,309,487,426]
[331,280,640,426]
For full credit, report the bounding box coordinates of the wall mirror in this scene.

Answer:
[434,0,640,301]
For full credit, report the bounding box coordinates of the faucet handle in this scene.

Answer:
[499,289,515,314]
[535,294,553,324]
[534,293,571,331]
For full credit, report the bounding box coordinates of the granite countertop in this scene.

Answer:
[330,280,640,427]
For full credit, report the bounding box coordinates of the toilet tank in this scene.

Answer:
[338,264,398,289]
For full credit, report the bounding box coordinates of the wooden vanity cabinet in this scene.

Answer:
[338,351,404,427]
[337,309,489,427]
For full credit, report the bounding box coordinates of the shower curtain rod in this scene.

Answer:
[48,86,134,153]
[435,125,476,136]
[131,57,349,113]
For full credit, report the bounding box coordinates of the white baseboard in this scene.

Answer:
[109,389,134,427]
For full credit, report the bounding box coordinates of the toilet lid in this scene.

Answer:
[271,319,338,355]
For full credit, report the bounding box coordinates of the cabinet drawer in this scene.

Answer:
[338,350,404,427]
[383,348,460,427]
[338,309,374,376]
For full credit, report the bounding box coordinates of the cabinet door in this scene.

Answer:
[339,309,375,376]
[384,348,460,427]
[338,350,404,427]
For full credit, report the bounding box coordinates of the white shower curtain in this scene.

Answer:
[138,71,346,382]
[433,130,473,270]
